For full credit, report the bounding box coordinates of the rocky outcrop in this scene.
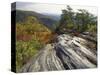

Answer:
[19,34,97,72]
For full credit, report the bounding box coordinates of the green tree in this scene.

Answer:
[58,5,97,34]
[59,5,74,30]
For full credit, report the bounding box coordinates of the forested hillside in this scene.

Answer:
[16,10,58,30]
[16,14,53,72]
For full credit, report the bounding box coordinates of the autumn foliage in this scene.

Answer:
[16,16,52,72]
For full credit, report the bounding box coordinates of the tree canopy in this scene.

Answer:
[57,5,97,34]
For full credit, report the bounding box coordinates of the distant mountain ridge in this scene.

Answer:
[13,10,59,30]
[41,13,61,21]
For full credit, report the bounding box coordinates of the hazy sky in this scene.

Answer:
[16,2,97,16]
